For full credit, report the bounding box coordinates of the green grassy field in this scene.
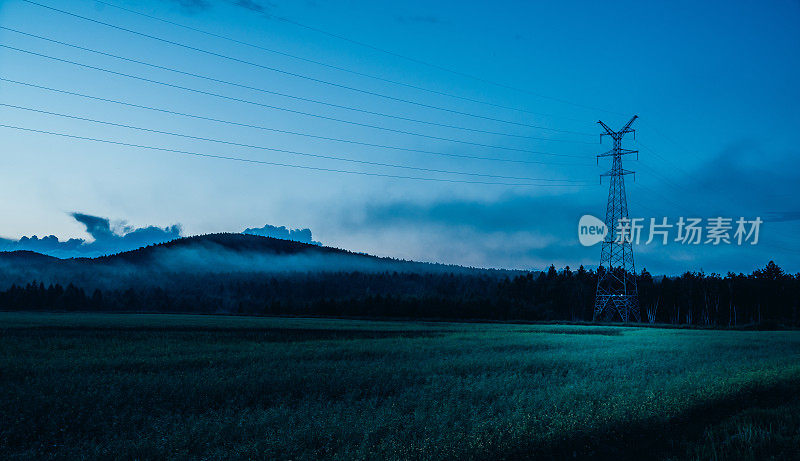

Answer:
[1,313,799,460]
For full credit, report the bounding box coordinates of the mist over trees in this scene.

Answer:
[0,258,797,327]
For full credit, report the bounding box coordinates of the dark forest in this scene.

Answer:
[2,259,797,327]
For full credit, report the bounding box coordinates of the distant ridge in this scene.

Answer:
[91,233,356,264]
[0,233,520,286]
[0,250,59,262]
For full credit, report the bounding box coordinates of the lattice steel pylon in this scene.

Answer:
[593,115,641,322]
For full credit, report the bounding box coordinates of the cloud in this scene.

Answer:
[673,141,800,218]
[234,0,272,12]
[765,211,800,222]
[0,213,182,259]
[336,141,800,274]
[166,0,273,13]
[0,212,323,259]
[242,224,320,245]
[338,191,598,270]
[358,192,591,233]
[72,213,115,242]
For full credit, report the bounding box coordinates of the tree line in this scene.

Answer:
[0,261,797,326]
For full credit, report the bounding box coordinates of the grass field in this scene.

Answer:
[1,313,799,460]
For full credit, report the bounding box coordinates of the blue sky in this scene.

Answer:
[0,0,798,273]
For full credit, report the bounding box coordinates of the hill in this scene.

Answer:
[0,233,537,319]
[93,233,357,264]
[0,233,519,290]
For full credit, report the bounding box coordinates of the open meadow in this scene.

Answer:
[1,312,799,460]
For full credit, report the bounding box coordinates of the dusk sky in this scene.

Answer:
[1,0,799,274]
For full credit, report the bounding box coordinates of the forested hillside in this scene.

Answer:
[0,234,797,326]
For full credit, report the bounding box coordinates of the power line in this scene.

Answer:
[635,162,687,195]
[88,0,594,126]
[634,162,784,229]
[0,102,591,183]
[620,165,797,241]
[628,199,662,219]
[0,77,593,167]
[613,135,800,260]
[233,1,626,116]
[20,0,601,135]
[0,123,592,187]
[632,145,716,215]
[0,44,597,157]
[634,183,691,215]
[634,139,700,181]
[0,26,595,140]
[631,187,800,255]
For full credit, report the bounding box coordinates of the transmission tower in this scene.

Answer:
[593,115,640,322]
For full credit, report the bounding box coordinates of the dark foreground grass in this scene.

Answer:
[1,313,799,460]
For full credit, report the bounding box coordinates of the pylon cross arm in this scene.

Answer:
[598,120,616,136]
[597,148,638,158]
[600,168,635,177]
